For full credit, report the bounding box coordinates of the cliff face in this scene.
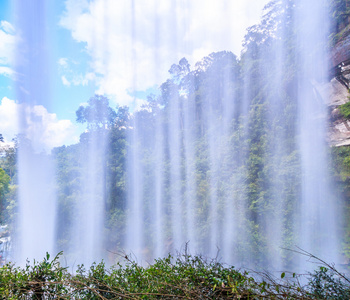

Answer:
[328,79,350,146]
[328,29,350,147]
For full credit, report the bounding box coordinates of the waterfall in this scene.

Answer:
[295,0,339,266]
[14,2,56,264]
[12,0,341,271]
[123,0,341,270]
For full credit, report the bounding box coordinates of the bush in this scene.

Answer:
[339,101,350,119]
[0,251,349,299]
[308,266,350,299]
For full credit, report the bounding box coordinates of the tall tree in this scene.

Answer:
[76,95,117,130]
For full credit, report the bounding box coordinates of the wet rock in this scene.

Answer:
[326,78,350,146]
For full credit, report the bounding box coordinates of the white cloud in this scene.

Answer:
[22,104,78,152]
[61,75,71,86]
[0,21,15,35]
[0,20,16,67]
[0,66,15,78]
[0,97,79,152]
[58,58,95,87]
[59,0,269,106]
[58,58,69,67]
[71,72,94,86]
[0,97,19,141]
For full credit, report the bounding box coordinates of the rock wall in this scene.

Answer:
[331,31,350,68]
[321,26,350,147]
[327,77,350,147]
[327,31,350,147]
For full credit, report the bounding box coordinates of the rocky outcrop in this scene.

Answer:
[331,31,350,69]
[327,78,350,147]
[327,31,350,147]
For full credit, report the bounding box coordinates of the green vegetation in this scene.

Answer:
[0,143,15,226]
[0,0,347,264]
[0,2,350,295]
[0,251,349,299]
[339,101,350,119]
[331,0,350,44]
[331,146,350,259]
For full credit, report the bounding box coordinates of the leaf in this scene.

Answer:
[281,272,285,279]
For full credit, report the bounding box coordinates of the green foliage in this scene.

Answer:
[339,101,350,120]
[12,0,348,272]
[53,109,129,253]
[0,141,17,183]
[0,169,10,202]
[308,266,350,299]
[331,1,350,30]
[52,0,313,263]
[330,146,350,259]
[1,252,350,299]
[0,0,346,281]
[76,94,117,130]
[329,0,350,44]
[0,252,68,299]
[331,146,350,182]
[0,168,10,224]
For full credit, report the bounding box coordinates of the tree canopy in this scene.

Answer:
[76,95,117,130]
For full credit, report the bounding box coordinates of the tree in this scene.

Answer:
[114,105,130,128]
[169,57,190,84]
[0,168,10,223]
[0,145,16,181]
[76,95,117,130]
[331,0,350,33]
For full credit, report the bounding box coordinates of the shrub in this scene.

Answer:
[339,101,350,119]
[0,251,349,299]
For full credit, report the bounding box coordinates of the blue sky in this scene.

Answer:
[0,0,13,98]
[0,0,269,150]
